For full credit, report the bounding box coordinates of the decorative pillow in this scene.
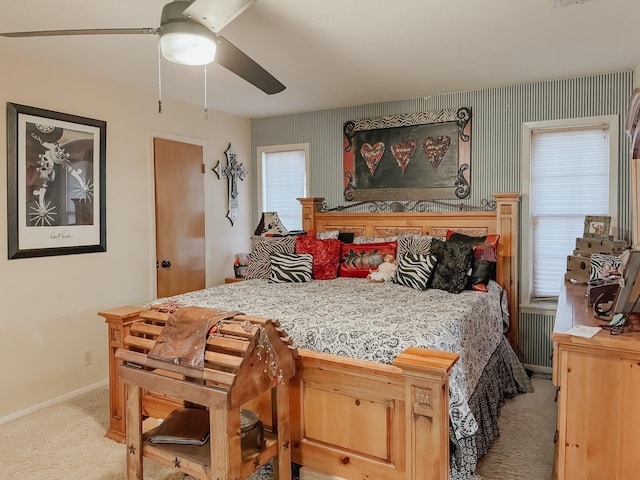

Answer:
[393,253,438,291]
[244,235,297,280]
[397,234,433,258]
[309,230,355,243]
[316,230,339,240]
[354,235,398,244]
[446,231,500,292]
[589,253,622,281]
[269,253,313,283]
[296,235,342,280]
[339,241,398,278]
[429,239,474,293]
[338,232,355,243]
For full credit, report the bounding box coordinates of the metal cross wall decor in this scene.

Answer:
[212,143,247,225]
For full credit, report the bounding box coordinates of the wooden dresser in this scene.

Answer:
[553,280,640,480]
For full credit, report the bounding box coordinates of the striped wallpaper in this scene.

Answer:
[251,71,634,366]
[252,71,633,233]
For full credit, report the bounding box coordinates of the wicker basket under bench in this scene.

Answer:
[116,306,297,480]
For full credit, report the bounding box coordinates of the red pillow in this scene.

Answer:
[296,235,342,280]
[339,241,398,278]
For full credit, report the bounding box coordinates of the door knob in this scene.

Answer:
[161,260,172,268]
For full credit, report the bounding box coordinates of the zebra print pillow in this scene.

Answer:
[244,235,297,280]
[269,253,313,283]
[393,253,438,290]
[397,234,433,258]
[589,253,621,281]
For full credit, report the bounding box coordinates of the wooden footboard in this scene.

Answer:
[99,307,458,479]
[291,348,457,480]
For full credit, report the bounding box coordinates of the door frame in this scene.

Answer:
[147,131,209,299]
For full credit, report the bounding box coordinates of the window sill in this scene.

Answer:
[520,301,558,315]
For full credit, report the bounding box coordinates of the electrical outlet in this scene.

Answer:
[83,350,93,366]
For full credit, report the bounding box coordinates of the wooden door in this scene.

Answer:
[153,138,205,297]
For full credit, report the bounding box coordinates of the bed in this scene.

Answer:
[99,192,530,480]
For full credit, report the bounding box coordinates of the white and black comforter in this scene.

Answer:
[155,278,509,441]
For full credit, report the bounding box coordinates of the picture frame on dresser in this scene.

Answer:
[6,102,106,259]
[583,215,611,239]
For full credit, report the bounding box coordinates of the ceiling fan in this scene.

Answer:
[0,0,285,95]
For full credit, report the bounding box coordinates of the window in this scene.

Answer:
[257,144,309,231]
[522,116,618,303]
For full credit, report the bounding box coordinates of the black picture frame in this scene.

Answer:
[6,103,106,259]
[342,107,472,202]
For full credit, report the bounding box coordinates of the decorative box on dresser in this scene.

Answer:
[552,280,640,480]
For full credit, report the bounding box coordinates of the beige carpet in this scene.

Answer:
[0,375,555,479]
[476,374,557,480]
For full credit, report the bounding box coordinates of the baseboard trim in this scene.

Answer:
[524,364,553,375]
[0,379,108,426]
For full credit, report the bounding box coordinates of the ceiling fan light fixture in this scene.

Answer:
[160,21,216,66]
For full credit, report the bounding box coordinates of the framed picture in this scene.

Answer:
[342,107,472,202]
[6,103,106,259]
[583,215,611,239]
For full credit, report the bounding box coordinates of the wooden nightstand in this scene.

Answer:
[225,277,245,284]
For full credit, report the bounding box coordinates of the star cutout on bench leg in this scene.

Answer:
[174,457,181,468]
[128,444,136,455]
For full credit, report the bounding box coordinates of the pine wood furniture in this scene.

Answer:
[553,280,640,479]
[99,192,520,480]
[117,307,296,480]
[225,277,245,283]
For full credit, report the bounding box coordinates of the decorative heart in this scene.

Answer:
[361,142,385,175]
[390,140,416,174]
[422,136,451,171]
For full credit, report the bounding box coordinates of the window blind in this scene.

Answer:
[530,127,609,298]
[262,150,306,230]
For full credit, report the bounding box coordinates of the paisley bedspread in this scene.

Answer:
[155,277,509,442]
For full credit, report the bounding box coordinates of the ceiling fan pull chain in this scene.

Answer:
[157,38,163,114]
[203,64,208,120]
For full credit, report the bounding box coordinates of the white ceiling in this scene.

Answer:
[0,0,638,119]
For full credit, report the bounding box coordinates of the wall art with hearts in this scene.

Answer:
[343,107,471,202]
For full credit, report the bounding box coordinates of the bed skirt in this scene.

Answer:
[450,337,533,479]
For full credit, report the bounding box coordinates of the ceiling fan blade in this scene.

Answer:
[0,28,157,38]
[215,36,285,95]
[184,0,256,33]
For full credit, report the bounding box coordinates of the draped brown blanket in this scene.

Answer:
[148,306,240,370]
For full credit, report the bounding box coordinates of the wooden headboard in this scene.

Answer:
[299,192,521,351]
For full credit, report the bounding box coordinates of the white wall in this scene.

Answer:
[0,51,252,419]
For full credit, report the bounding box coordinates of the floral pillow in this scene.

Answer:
[339,241,398,278]
[354,235,398,244]
[316,230,339,240]
[429,239,474,293]
[296,234,342,280]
